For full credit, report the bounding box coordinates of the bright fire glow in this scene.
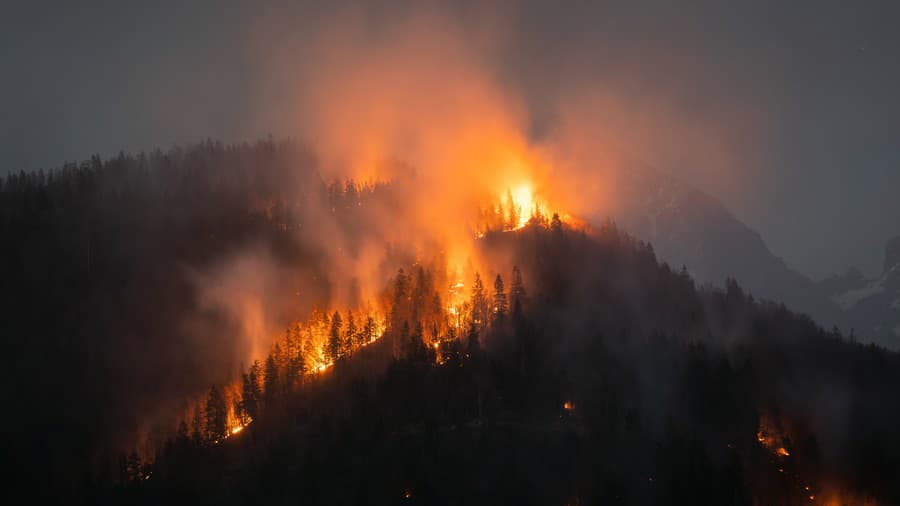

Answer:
[509,184,536,229]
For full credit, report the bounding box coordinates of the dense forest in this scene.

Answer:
[3,140,899,505]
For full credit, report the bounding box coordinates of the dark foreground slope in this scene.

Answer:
[102,225,900,506]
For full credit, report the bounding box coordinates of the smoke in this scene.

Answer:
[186,3,532,342]
[185,0,776,387]
[164,1,780,452]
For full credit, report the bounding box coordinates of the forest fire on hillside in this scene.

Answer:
[755,411,883,505]
[475,183,569,236]
[167,170,580,455]
[169,177,562,454]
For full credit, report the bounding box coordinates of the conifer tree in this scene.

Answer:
[466,322,480,357]
[263,353,279,402]
[289,347,307,389]
[205,384,228,443]
[506,187,518,229]
[551,212,563,232]
[493,274,507,322]
[327,310,343,362]
[405,320,428,363]
[471,272,488,329]
[240,370,259,421]
[363,315,377,345]
[191,404,203,447]
[345,309,357,355]
[248,360,262,401]
[511,266,526,307]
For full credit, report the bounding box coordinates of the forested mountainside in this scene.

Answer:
[3,140,897,505]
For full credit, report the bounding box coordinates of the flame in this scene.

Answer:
[509,184,536,229]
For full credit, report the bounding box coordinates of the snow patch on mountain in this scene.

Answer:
[832,278,886,310]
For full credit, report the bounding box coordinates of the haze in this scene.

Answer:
[2,0,899,278]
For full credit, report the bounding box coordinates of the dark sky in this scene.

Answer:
[2,0,898,279]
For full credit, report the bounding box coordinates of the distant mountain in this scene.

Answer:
[585,154,847,332]
[819,236,900,348]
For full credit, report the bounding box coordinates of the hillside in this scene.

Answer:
[819,236,900,348]
[3,142,898,505]
[588,153,848,334]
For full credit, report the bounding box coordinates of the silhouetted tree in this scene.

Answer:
[404,320,428,363]
[205,385,227,443]
[345,309,357,355]
[506,187,519,229]
[327,310,343,362]
[510,265,526,311]
[363,315,377,345]
[466,322,480,357]
[263,353,279,403]
[550,212,562,232]
[240,370,259,421]
[493,274,507,323]
[190,404,203,447]
[471,273,488,329]
[288,348,307,389]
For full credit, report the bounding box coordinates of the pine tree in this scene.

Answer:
[399,320,411,359]
[391,268,409,331]
[289,347,307,389]
[466,322,480,357]
[191,403,203,447]
[511,265,527,318]
[405,320,428,363]
[263,353,279,403]
[493,274,507,322]
[205,384,228,443]
[344,309,357,355]
[240,371,259,421]
[551,212,562,232]
[327,310,343,362]
[272,342,284,387]
[471,272,488,329]
[506,187,519,229]
[395,268,408,300]
[363,315,377,345]
[249,360,262,402]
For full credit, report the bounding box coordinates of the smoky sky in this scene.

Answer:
[2,0,899,279]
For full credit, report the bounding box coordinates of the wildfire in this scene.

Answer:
[475,181,572,236]
[509,184,537,230]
